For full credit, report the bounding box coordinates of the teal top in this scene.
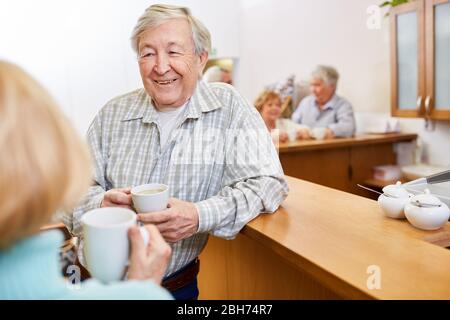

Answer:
[0,230,173,300]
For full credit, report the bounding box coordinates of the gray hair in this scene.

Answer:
[131,4,212,56]
[311,65,340,88]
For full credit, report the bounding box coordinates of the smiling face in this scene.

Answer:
[310,77,336,107]
[260,98,282,123]
[137,18,208,109]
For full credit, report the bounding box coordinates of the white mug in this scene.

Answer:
[131,183,169,213]
[312,127,327,140]
[287,129,297,142]
[81,207,148,283]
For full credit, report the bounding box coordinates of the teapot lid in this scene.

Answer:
[382,183,409,198]
[410,189,442,207]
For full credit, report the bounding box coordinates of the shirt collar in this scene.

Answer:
[185,79,225,118]
[121,89,155,123]
[315,93,338,111]
[121,79,224,123]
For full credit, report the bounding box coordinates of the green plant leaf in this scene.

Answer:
[379,0,409,15]
[392,0,409,6]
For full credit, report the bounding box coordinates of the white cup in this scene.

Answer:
[81,207,148,283]
[131,183,169,213]
[312,127,327,140]
[287,129,297,142]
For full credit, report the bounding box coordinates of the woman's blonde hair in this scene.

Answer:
[0,61,92,249]
[254,90,282,113]
[131,4,212,55]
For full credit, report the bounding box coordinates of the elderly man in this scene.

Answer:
[291,65,356,139]
[67,4,288,300]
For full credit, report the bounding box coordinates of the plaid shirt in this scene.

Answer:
[65,80,288,276]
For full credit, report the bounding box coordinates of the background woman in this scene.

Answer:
[255,90,309,143]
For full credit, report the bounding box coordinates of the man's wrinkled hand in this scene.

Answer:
[137,198,199,243]
[101,188,132,209]
[324,128,335,139]
[296,128,312,140]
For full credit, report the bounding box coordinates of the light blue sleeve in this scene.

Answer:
[62,279,173,300]
[291,99,305,124]
[327,99,356,137]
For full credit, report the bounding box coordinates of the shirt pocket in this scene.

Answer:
[167,135,225,202]
[106,126,157,188]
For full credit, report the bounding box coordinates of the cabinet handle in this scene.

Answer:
[425,96,432,117]
[416,96,423,112]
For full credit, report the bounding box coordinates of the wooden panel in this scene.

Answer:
[363,178,407,189]
[348,143,397,197]
[280,148,350,192]
[198,235,341,300]
[197,236,230,299]
[425,0,450,120]
[425,0,435,119]
[278,134,418,154]
[279,135,416,195]
[199,177,450,300]
[243,177,450,300]
[390,1,426,118]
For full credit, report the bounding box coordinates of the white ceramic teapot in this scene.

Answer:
[404,189,450,231]
[377,182,411,219]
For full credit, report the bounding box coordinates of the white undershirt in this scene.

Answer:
[155,101,189,147]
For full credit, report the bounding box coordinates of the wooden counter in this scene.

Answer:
[278,133,417,153]
[278,133,417,198]
[198,176,450,300]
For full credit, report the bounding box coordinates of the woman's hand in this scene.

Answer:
[127,224,172,284]
[279,131,289,143]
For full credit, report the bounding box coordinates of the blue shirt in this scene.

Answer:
[0,230,173,300]
[291,94,356,137]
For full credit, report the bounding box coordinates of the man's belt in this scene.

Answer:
[162,259,200,292]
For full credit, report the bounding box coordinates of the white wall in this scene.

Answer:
[400,119,450,166]
[0,0,240,134]
[238,0,450,166]
[238,0,390,112]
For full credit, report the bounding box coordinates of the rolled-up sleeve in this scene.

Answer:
[63,112,108,237]
[327,100,356,138]
[194,92,289,239]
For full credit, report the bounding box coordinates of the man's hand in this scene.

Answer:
[324,128,335,139]
[137,198,199,243]
[101,188,132,209]
[296,127,312,140]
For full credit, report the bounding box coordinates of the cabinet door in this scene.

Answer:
[425,0,450,119]
[391,1,426,117]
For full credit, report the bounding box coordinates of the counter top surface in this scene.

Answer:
[278,133,417,153]
[242,176,450,299]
